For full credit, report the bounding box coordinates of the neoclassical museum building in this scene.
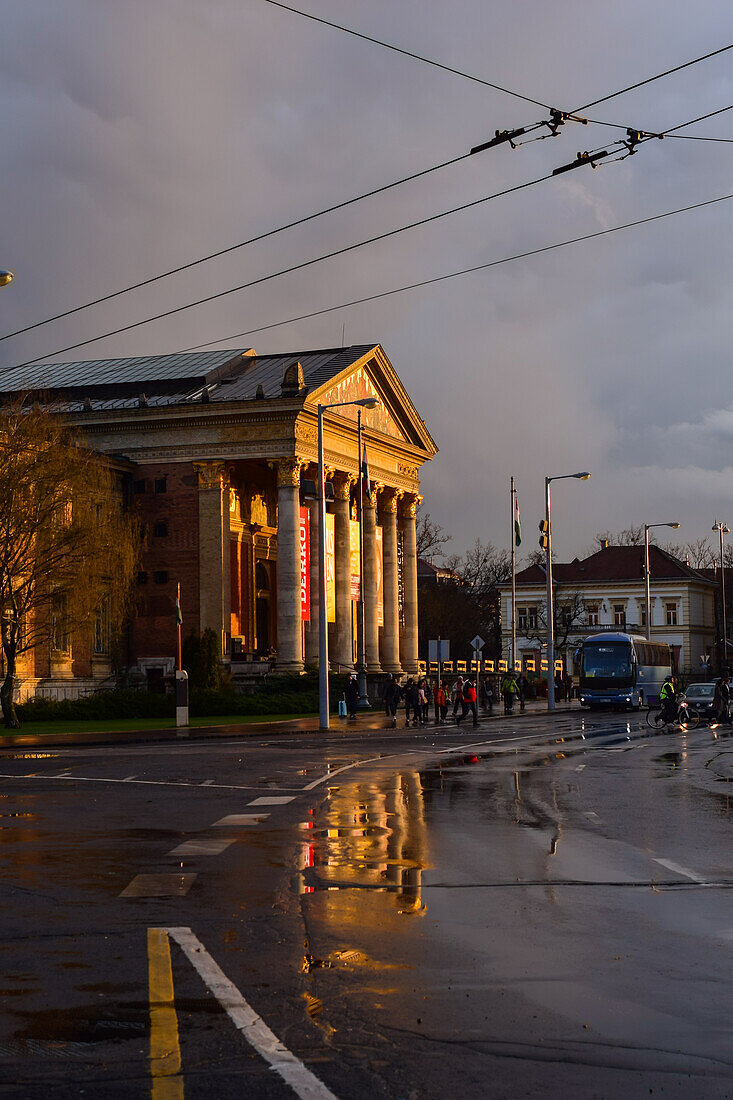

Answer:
[0,343,436,696]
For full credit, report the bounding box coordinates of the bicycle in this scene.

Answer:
[646,701,698,731]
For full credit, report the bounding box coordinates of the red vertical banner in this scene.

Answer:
[299,507,310,621]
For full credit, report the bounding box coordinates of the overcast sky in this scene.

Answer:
[1,0,731,562]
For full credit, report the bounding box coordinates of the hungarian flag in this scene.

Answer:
[361,444,371,500]
[514,495,522,547]
[175,583,183,626]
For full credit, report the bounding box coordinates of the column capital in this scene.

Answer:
[379,487,401,514]
[270,458,304,487]
[333,472,356,501]
[399,492,419,519]
[193,460,228,491]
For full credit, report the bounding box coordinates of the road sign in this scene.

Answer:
[428,638,450,663]
[700,654,710,667]
[469,634,485,652]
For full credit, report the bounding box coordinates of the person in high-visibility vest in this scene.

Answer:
[502,674,517,714]
[660,676,676,722]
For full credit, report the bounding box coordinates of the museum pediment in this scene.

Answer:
[310,347,436,455]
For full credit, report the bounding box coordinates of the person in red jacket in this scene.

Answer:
[456,680,478,727]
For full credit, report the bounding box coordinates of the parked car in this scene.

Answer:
[679,682,716,721]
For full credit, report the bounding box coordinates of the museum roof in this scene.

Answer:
[0,345,378,409]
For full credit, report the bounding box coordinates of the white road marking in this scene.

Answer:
[653,857,706,883]
[575,764,586,772]
[168,839,235,857]
[165,927,338,1100]
[202,779,214,786]
[122,775,137,781]
[213,814,269,826]
[583,811,600,821]
[120,874,196,898]
[0,773,280,793]
[247,796,294,806]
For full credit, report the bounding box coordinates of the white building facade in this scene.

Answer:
[499,544,716,679]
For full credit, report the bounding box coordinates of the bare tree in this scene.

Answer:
[662,539,715,569]
[0,403,141,727]
[520,590,588,660]
[416,506,450,562]
[418,539,509,659]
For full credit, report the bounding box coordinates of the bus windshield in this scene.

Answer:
[582,642,633,685]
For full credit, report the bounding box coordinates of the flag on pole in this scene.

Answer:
[514,494,522,546]
[361,444,371,500]
[175,583,183,626]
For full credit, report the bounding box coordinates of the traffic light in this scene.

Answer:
[539,519,549,551]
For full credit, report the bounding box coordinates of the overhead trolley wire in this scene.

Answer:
[261,0,551,109]
[3,35,730,350]
[10,171,555,369]
[175,191,733,352]
[9,96,733,372]
[0,149,474,346]
[263,0,733,137]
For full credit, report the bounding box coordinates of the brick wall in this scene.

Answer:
[130,461,200,659]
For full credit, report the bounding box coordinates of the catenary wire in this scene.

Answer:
[0,150,474,345]
[177,192,732,352]
[263,0,733,134]
[13,97,732,370]
[3,34,729,348]
[10,171,555,369]
[261,0,551,109]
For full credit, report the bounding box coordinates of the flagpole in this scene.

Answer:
[510,477,517,674]
[176,582,182,671]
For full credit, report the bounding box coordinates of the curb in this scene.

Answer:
[0,703,580,753]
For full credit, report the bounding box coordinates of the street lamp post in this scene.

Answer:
[317,396,379,730]
[356,408,370,709]
[644,522,680,641]
[712,521,729,672]
[545,471,591,712]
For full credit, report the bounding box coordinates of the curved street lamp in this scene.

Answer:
[545,472,591,711]
[644,522,680,640]
[0,270,14,288]
[318,395,379,729]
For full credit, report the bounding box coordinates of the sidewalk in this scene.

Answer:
[0,699,579,752]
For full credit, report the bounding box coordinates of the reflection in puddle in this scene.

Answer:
[297,771,428,914]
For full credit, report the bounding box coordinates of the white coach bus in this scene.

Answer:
[578,632,673,710]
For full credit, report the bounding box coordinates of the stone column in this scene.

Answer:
[399,493,419,674]
[194,461,231,659]
[333,474,355,670]
[380,487,402,674]
[274,458,304,673]
[363,488,383,672]
[305,500,319,664]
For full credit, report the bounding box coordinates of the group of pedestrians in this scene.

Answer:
[373,673,486,728]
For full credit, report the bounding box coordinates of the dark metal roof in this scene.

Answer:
[0,345,377,408]
[510,544,716,586]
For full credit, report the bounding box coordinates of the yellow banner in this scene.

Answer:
[326,513,335,623]
[349,519,360,600]
[376,526,384,627]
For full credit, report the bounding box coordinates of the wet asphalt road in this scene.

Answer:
[1,711,732,1099]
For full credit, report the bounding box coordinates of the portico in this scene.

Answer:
[0,344,436,696]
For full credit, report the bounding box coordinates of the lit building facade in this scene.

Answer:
[0,344,437,697]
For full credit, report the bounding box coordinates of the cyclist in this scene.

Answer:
[660,676,677,723]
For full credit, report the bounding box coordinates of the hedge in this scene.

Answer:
[14,668,348,723]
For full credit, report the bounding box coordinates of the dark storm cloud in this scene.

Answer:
[0,0,731,557]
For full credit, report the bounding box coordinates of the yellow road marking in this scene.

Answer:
[148,927,184,1100]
